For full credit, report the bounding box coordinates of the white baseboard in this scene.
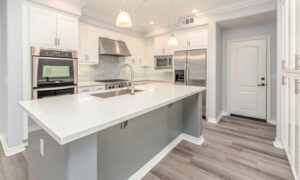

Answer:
[273,138,284,149]
[207,111,227,124]
[268,119,276,125]
[129,133,205,180]
[0,134,26,156]
[182,134,205,145]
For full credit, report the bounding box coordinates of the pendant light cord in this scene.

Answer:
[171,0,174,34]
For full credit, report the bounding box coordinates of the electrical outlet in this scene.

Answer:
[40,139,44,157]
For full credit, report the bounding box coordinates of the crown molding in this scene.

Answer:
[195,0,275,18]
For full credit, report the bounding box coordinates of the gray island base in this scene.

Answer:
[28,92,203,180]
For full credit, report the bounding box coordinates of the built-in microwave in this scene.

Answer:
[154,55,173,69]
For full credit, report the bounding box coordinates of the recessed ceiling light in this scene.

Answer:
[148,21,154,25]
[192,9,198,13]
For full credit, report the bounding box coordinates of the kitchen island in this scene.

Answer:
[19,83,206,180]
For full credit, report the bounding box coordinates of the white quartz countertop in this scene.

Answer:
[19,84,206,145]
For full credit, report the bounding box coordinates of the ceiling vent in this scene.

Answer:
[179,16,195,27]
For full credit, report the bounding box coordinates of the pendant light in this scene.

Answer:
[168,0,177,46]
[116,0,132,27]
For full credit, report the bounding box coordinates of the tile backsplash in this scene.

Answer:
[78,56,173,82]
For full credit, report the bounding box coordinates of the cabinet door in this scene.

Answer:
[145,38,155,66]
[295,0,300,71]
[57,14,78,50]
[86,26,100,64]
[189,29,208,47]
[289,77,296,162]
[295,76,300,178]
[29,7,57,46]
[78,23,87,64]
[175,31,189,49]
[282,76,290,149]
[154,35,170,55]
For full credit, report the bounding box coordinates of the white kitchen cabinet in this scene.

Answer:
[189,29,208,47]
[56,14,78,50]
[78,85,105,94]
[125,36,146,65]
[154,35,172,56]
[78,23,100,64]
[145,38,155,66]
[174,29,208,50]
[29,7,78,50]
[29,7,57,46]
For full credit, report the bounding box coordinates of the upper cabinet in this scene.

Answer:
[56,14,78,50]
[154,35,172,56]
[125,36,146,65]
[153,28,208,56]
[29,7,78,50]
[78,23,99,64]
[29,7,57,46]
[175,28,208,50]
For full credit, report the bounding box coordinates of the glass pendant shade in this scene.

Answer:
[168,34,178,46]
[116,8,132,27]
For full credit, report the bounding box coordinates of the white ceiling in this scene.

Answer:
[82,0,250,33]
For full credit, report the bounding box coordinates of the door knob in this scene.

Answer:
[257,83,265,87]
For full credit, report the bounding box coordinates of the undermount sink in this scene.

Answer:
[91,89,143,98]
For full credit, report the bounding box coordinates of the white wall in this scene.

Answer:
[0,0,24,149]
[215,23,223,117]
[0,0,8,142]
[221,21,277,120]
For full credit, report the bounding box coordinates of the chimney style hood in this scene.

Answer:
[99,37,131,57]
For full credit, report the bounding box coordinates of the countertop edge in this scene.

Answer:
[59,87,206,145]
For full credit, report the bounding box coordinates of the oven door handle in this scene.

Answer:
[33,85,77,91]
[32,56,78,61]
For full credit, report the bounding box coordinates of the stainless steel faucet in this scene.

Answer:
[120,64,135,95]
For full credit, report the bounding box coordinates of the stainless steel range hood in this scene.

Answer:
[99,37,131,57]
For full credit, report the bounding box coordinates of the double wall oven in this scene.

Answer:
[32,47,78,99]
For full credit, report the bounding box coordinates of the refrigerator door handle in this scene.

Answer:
[186,63,189,85]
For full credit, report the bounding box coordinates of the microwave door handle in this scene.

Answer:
[185,63,188,85]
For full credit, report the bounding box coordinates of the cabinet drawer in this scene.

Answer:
[78,86,105,94]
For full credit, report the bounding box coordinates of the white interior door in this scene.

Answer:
[230,38,267,119]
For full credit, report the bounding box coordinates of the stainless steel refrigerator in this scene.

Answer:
[174,49,206,118]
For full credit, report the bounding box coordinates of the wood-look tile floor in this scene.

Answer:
[143,116,294,180]
[0,143,27,180]
[0,116,294,180]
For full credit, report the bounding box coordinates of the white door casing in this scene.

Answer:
[230,38,267,119]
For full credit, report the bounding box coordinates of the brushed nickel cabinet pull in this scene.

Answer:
[282,76,286,85]
[295,79,300,94]
[295,55,300,70]
[282,60,287,69]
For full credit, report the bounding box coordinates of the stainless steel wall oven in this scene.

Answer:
[32,47,78,99]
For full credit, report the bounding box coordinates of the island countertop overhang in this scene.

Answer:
[19,84,206,145]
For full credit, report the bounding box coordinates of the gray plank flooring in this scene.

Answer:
[0,142,27,180]
[143,116,294,180]
[0,116,294,180]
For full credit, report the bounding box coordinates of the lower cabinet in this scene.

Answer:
[78,86,105,94]
[282,74,300,179]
